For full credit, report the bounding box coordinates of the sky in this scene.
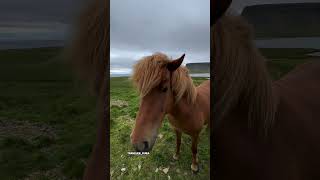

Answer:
[0,0,318,64]
[110,0,210,74]
[110,0,319,73]
[0,0,87,42]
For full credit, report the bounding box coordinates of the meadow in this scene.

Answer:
[110,48,313,179]
[110,77,210,180]
[0,47,97,179]
[0,47,314,179]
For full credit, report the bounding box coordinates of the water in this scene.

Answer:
[255,37,320,49]
[110,73,131,77]
[308,52,320,57]
[0,40,65,50]
[190,73,210,78]
[110,73,210,78]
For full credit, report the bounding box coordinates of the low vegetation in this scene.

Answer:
[110,77,210,180]
[0,47,313,179]
[0,47,96,179]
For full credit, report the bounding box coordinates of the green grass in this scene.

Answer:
[267,59,308,80]
[0,47,314,179]
[260,48,318,60]
[110,48,314,179]
[188,70,209,74]
[261,48,314,80]
[0,47,97,179]
[110,77,210,180]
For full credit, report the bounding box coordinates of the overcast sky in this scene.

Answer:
[111,0,319,73]
[0,0,318,64]
[110,0,210,73]
[0,0,86,41]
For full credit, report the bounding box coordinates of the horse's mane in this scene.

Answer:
[212,15,276,133]
[132,53,197,104]
[68,0,108,179]
[69,0,108,97]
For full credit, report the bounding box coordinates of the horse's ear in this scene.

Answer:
[211,0,232,25]
[167,54,185,72]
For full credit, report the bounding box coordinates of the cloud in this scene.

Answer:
[0,0,89,42]
[110,0,210,70]
[0,0,87,24]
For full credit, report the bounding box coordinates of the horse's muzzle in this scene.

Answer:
[131,136,157,152]
[133,141,150,152]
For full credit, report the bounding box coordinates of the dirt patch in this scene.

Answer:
[117,115,134,122]
[111,100,129,108]
[23,166,67,180]
[0,119,57,142]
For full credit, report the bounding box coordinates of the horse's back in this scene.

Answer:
[197,80,210,92]
[276,60,320,85]
[272,60,320,178]
[196,80,210,101]
[274,60,320,134]
[274,60,320,114]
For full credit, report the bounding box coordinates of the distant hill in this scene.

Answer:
[186,62,209,73]
[241,3,320,38]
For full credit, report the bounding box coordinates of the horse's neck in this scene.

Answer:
[169,92,196,117]
[226,86,280,136]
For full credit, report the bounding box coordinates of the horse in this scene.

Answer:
[69,0,108,179]
[130,53,210,172]
[212,2,320,179]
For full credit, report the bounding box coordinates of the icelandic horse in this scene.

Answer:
[212,0,320,179]
[130,53,210,172]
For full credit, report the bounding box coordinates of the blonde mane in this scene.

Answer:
[68,0,107,96]
[68,0,108,179]
[212,15,276,133]
[132,53,197,104]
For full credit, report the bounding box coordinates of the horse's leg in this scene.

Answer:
[173,129,182,160]
[191,134,199,172]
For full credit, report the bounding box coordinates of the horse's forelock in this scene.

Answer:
[132,53,196,104]
[132,53,169,96]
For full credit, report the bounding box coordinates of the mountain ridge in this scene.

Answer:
[241,3,320,38]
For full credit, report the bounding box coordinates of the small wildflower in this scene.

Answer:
[163,167,169,174]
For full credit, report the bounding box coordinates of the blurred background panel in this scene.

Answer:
[230,0,320,80]
[0,1,100,179]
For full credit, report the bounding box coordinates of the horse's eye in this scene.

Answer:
[162,87,168,92]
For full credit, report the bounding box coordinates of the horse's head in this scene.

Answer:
[130,53,185,152]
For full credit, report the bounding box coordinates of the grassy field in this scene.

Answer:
[110,77,210,180]
[261,48,314,80]
[0,47,314,179]
[110,48,314,179]
[0,47,97,179]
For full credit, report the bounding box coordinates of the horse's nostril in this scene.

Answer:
[143,141,149,151]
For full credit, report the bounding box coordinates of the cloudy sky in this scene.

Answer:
[0,0,318,58]
[110,0,210,74]
[110,0,319,74]
[0,0,87,42]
